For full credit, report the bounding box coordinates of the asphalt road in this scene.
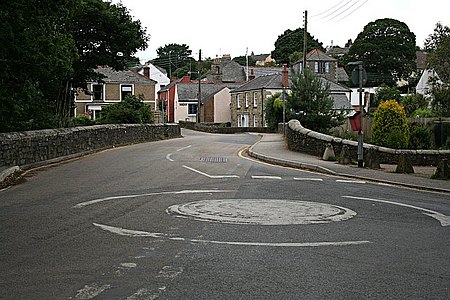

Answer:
[0,129,449,299]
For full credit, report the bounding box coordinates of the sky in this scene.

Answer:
[114,0,450,64]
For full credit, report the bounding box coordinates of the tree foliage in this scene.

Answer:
[372,100,410,149]
[152,43,193,78]
[0,0,148,133]
[232,56,257,67]
[264,93,284,130]
[425,23,450,83]
[271,28,324,64]
[99,95,154,124]
[374,85,401,107]
[287,68,343,133]
[344,18,416,86]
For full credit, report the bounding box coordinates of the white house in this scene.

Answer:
[416,69,442,98]
[138,63,170,103]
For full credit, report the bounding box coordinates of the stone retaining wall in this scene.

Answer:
[287,119,450,166]
[179,121,275,134]
[0,123,181,167]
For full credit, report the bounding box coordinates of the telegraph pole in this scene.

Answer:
[197,49,201,123]
[302,10,308,74]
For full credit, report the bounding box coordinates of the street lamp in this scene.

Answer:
[348,61,366,168]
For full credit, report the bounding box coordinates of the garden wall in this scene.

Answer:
[0,123,181,168]
[286,119,450,166]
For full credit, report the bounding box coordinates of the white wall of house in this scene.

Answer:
[138,63,170,99]
[214,88,232,123]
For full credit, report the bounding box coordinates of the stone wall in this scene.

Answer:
[179,121,274,134]
[0,124,181,168]
[287,119,450,166]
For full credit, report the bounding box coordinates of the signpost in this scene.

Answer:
[348,61,366,168]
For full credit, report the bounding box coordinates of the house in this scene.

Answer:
[230,66,290,127]
[206,55,246,83]
[137,63,170,100]
[158,75,239,123]
[251,54,276,66]
[74,67,157,120]
[416,69,442,98]
[230,65,352,127]
[293,49,344,83]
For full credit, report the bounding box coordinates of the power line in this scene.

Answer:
[310,0,348,18]
[335,0,369,22]
[326,0,362,21]
[319,0,354,20]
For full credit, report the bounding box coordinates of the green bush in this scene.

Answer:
[372,100,410,149]
[409,124,431,149]
[70,115,95,127]
[98,95,154,124]
[373,85,401,107]
[400,94,429,117]
[264,93,284,131]
[410,108,433,118]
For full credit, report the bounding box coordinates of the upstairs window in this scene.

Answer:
[92,84,104,101]
[237,94,241,109]
[245,93,249,108]
[121,84,133,100]
[253,92,257,107]
[315,62,330,74]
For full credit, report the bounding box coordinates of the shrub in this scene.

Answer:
[98,94,154,124]
[409,124,431,149]
[400,94,429,117]
[373,85,401,107]
[264,93,284,130]
[410,108,433,118]
[372,100,410,149]
[70,115,95,126]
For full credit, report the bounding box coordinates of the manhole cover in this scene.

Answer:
[167,199,356,225]
[200,157,228,163]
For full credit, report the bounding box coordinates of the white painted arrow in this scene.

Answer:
[342,196,450,227]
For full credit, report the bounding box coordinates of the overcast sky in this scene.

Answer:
[115,0,450,63]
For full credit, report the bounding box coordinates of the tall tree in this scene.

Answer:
[271,28,324,64]
[287,68,343,133]
[152,43,193,77]
[0,0,148,132]
[344,18,416,86]
[425,23,450,83]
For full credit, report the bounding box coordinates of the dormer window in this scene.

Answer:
[315,62,330,74]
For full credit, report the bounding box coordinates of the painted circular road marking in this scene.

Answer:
[167,199,356,225]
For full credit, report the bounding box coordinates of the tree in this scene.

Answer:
[152,43,193,77]
[271,28,324,64]
[373,85,401,107]
[425,23,450,83]
[99,95,154,124]
[372,100,410,149]
[287,68,343,133]
[264,93,284,131]
[0,0,149,132]
[344,18,416,86]
[232,56,256,67]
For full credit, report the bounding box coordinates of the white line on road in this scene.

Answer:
[336,180,366,184]
[176,145,192,152]
[342,195,450,227]
[182,165,240,179]
[93,223,372,247]
[74,189,235,208]
[294,177,324,182]
[166,153,174,162]
[252,175,282,180]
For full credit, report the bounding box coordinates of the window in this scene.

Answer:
[253,92,257,107]
[253,115,257,127]
[245,93,249,108]
[92,84,104,101]
[314,62,329,74]
[121,84,133,100]
[237,94,241,109]
[237,114,242,127]
[188,103,197,115]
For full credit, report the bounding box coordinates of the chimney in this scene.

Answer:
[248,68,255,80]
[282,64,288,88]
[143,66,150,78]
[180,74,191,83]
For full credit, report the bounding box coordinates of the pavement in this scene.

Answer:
[1,133,449,193]
[247,133,450,194]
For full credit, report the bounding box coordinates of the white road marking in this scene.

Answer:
[93,223,371,247]
[166,153,174,162]
[176,145,192,152]
[342,195,450,227]
[182,165,240,179]
[336,180,366,184]
[73,189,235,208]
[294,177,324,181]
[252,175,282,180]
[74,283,111,299]
[126,288,159,300]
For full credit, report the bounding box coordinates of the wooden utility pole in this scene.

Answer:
[302,10,308,74]
[197,49,201,123]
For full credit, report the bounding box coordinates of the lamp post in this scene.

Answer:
[348,61,366,168]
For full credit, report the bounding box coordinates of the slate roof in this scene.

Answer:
[231,74,290,93]
[319,77,351,93]
[243,66,285,77]
[331,93,352,110]
[96,67,156,84]
[177,83,242,103]
[206,60,246,83]
[336,67,349,82]
[306,49,337,62]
